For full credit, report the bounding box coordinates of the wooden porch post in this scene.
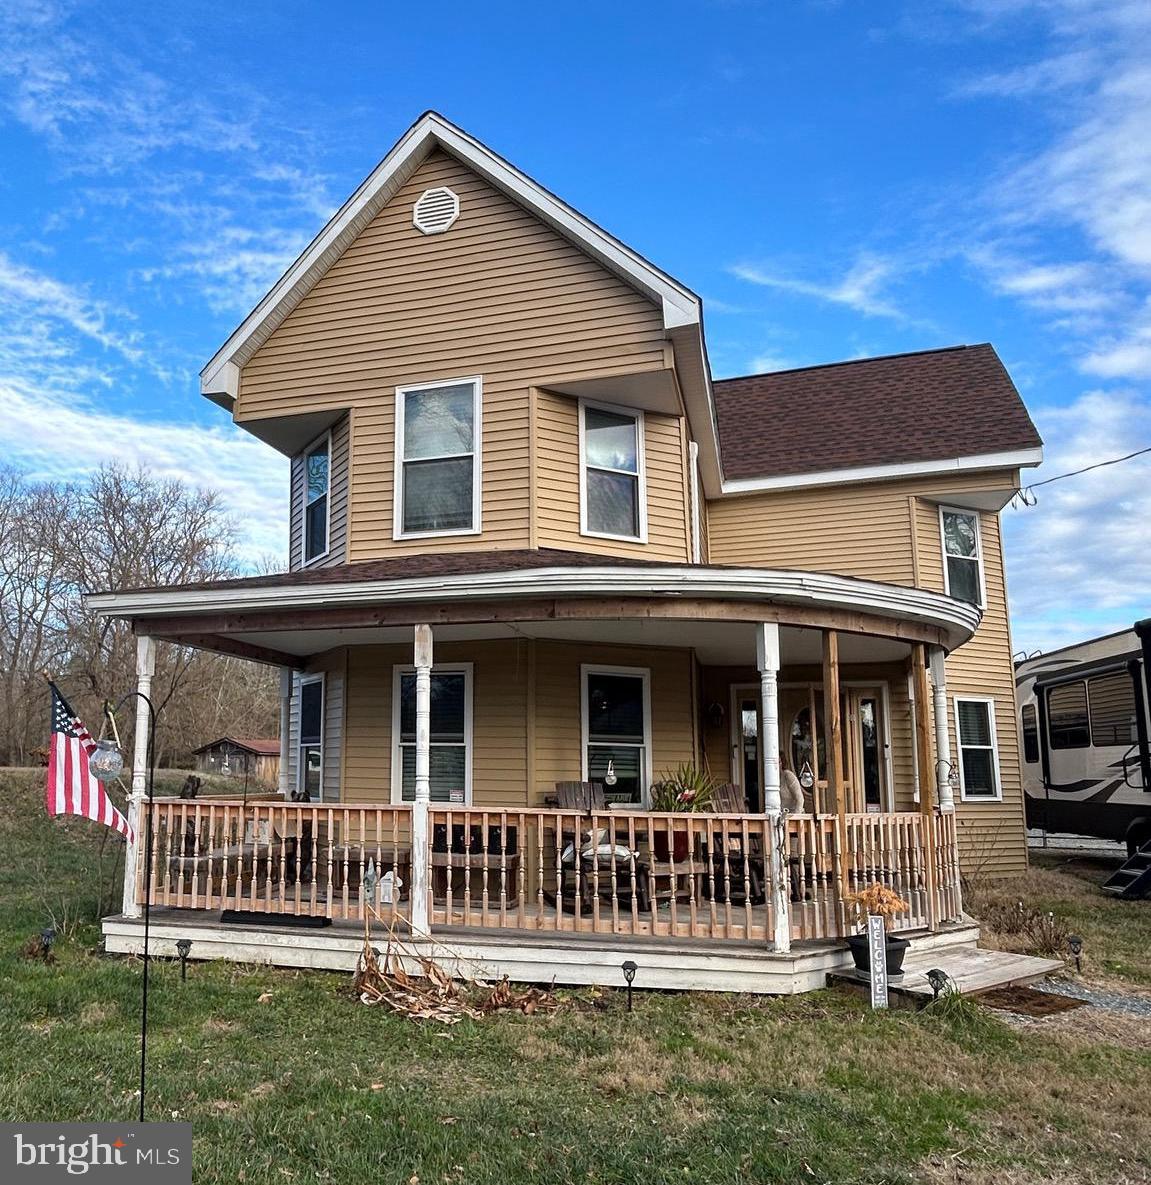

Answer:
[757,623,790,952]
[277,668,292,798]
[911,642,939,929]
[822,630,849,908]
[410,624,433,937]
[121,634,155,919]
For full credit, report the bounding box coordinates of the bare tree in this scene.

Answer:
[0,463,280,766]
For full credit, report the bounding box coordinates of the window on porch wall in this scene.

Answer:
[395,669,471,803]
[298,677,324,800]
[584,669,649,806]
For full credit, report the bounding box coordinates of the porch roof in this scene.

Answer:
[85,549,981,664]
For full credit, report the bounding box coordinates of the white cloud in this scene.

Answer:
[1004,388,1151,652]
[2,375,287,565]
[729,255,913,323]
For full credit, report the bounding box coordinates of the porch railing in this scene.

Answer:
[140,799,411,926]
[136,800,962,945]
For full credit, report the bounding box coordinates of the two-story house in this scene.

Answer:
[93,113,1045,993]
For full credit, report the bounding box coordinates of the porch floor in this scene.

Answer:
[102,907,982,995]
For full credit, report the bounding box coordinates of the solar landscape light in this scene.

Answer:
[175,938,192,981]
[621,959,638,1012]
[1068,934,1084,972]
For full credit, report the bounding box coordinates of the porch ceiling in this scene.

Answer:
[162,619,913,666]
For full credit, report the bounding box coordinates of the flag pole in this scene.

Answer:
[103,690,157,1125]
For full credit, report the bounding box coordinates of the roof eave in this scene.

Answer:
[719,446,1044,497]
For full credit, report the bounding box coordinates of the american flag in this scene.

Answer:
[46,682,134,843]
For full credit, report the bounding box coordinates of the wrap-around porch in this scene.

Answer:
[98,561,979,976]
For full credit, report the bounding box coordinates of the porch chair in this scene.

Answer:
[702,782,766,904]
[552,781,650,913]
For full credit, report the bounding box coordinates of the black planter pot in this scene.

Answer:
[845,932,910,978]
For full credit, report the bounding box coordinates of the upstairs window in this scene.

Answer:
[1048,681,1089,750]
[580,402,646,541]
[395,378,481,538]
[954,697,1001,800]
[940,507,984,606]
[303,435,330,562]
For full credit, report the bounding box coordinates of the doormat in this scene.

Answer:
[220,909,331,929]
[979,985,1087,1017]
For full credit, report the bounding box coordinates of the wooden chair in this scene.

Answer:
[555,781,606,812]
[703,783,765,904]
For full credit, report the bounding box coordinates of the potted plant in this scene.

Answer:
[649,763,717,861]
[842,882,911,979]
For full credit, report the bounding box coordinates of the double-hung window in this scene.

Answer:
[395,378,481,537]
[298,676,325,800]
[939,507,984,606]
[302,435,330,562]
[582,666,651,805]
[954,697,1001,800]
[580,402,646,541]
[392,666,472,803]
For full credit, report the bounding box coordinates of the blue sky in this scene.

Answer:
[1,0,1148,654]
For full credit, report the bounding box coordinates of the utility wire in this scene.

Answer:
[1026,445,1151,490]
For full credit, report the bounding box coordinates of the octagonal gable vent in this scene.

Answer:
[413,186,460,235]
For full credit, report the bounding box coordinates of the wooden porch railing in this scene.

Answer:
[139,799,412,926]
[136,801,962,945]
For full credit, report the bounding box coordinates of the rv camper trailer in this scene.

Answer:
[1016,621,1151,854]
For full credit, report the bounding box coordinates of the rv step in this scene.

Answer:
[1101,839,1151,899]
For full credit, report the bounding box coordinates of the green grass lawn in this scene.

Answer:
[2,768,1150,1185]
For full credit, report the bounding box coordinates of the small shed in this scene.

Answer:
[192,737,280,785]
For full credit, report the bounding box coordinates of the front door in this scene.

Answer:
[843,686,890,812]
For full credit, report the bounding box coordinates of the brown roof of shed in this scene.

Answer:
[193,737,280,756]
[713,343,1043,482]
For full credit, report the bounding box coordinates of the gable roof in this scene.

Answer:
[193,737,280,756]
[714,344,1043,491]
[201,111,701,404]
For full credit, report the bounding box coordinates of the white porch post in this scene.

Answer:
[928,646,955,811]
[278,668,293,799]
[756,622,790,952]
[409,624,433,937]
[121,634,155,918]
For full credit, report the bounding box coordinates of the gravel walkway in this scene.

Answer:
[1031,976,1151,1019]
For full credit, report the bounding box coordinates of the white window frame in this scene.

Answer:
[938,505,986,608]
[393,376,483,540]
[580,663,653,806]
[578,399,648,543]
[296,672,326,801]
[389,663,474,805]
[300,430,332,566]
[953,695,1002,802]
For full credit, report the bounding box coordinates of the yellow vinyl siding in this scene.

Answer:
[340,638,695,807]
[238,150,671,559]
[534,390,692,561]
[706,468,1027,876]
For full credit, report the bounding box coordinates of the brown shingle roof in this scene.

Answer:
[104,548,690,596]
[713,343,1043,482]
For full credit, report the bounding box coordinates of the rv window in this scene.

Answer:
[1088,671,1137,747]
[1021,704,1039,764]
[1048,681,1089,749]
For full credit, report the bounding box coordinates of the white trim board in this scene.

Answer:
[719,447,1043,496]
[88,564,982,651]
